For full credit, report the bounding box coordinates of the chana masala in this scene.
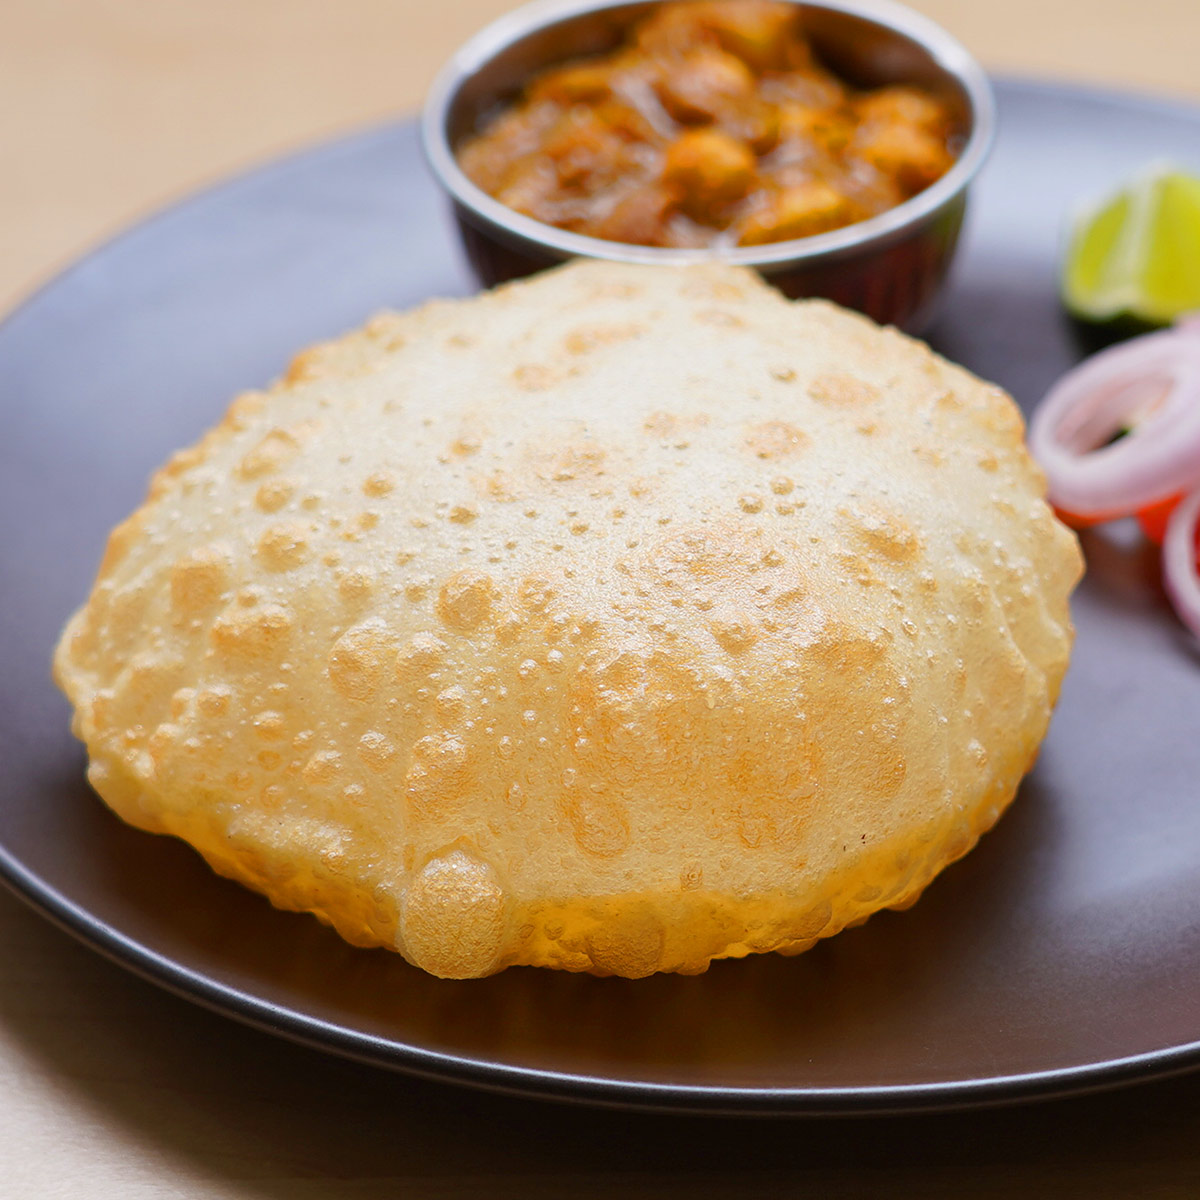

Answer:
[457,1,962,249]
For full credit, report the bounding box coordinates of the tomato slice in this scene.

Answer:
[1051,504,1121,530]
[1136,493,1185,545]
[1051,493,1189,544]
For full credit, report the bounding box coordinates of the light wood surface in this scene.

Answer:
[5,3,1200,1195]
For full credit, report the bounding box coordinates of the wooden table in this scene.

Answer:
[4,3,1200,1194]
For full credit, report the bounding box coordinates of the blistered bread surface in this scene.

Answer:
[54,261,1081,978]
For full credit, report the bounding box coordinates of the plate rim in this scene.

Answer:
[6,845,1200,1116]
[4,76,1200,1116]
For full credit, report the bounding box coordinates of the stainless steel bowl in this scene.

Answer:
[422,0,994,330]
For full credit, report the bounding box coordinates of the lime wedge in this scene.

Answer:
[1063,164,1200,326]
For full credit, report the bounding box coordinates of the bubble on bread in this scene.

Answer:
[54,260,1081,978]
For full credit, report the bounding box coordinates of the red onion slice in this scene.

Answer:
[1162,489,1200,638]
[1029,326,1200,516]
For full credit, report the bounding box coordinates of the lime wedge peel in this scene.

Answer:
[1062,162,1200,326]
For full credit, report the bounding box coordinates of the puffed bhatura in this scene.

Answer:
[54,261,1081,979]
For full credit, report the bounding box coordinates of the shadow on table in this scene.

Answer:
[2,884,1199,1200]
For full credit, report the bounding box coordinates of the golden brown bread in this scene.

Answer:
[54,260,1082,978]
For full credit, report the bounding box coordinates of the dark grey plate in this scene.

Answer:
[2,81,1199,1116]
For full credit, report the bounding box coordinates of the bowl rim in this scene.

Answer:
[421,0,996,267]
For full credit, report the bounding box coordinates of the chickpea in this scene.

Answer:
[737,180,858,244]
[776,104,854,156]
[654,48,756,124]
[852,123,954,194]
[663,128,757,218]
[855,87,952,136]
[529,63,612,105]
[702,0,799,70]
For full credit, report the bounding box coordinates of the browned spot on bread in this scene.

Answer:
[237,429,298,480]
[533,441,607,483]
[256,522,311,572]
[643,410,711,438]
[745,420,809,460]
[328,620,396,701]
[401,851,508,978]
[810,373,881,406]
[210,604,293,663]
[436,570,497,632]
[564,322,644,354]
[170,545,232,612]
[840,505,923,564]
[513,362,564,391]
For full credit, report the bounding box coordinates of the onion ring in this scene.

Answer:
[1162,488,1200,638]
[1029,325,1200,516]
